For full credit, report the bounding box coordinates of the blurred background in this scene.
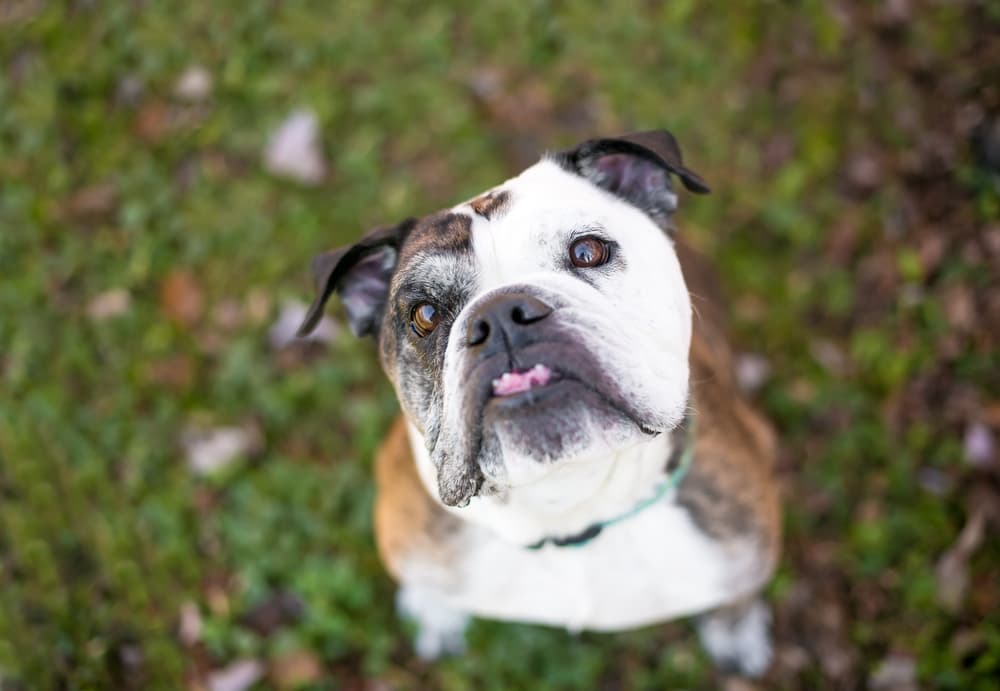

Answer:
[1,1,998,689]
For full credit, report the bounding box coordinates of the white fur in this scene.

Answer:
[696,598,773,677]
[396,584,469,659]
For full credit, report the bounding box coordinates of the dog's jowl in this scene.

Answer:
[298,131,781,676]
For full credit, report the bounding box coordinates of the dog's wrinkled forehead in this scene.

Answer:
[392,211,474,285]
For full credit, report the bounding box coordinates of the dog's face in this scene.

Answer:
[299,131,709,507]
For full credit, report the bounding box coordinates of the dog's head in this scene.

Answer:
[298,131,709,507]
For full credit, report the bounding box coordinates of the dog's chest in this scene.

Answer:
[435,498,750,631]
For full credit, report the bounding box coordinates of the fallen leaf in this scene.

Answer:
[205,579,231,617]
[869,652,917,690]
[269,299,338,349]
[874,0,912,29]
[263,109,327,184]
[183,423,262,476]
[964,421,996,468]
[269,650,323,689]
[735,353,772,393]
[178,601,202,647]
[208,659,264,691]
[161,269,205,327]
[935,506,987,612]
[175,65,213,102]
[240,291,271,330]
[64,183,118,221]
[810,339,848,375]
[950,628,986,660]
[143,354,195,391]
[942,284,975,332]
[844,150,884,197]
[135,100,170,143]
[87,288,131,320]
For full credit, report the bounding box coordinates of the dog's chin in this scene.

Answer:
[432,340,670,506]
[482,378,638,464]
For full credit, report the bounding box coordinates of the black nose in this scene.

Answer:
[466,293,553,355]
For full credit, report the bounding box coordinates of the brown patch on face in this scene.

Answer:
[395,211,473,268]
[468,189,511,221]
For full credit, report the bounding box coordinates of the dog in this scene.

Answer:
[296,130,781,676]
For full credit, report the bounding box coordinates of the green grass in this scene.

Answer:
[1,1,998,689]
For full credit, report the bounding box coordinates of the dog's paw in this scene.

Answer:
[396,585,469,660]
[696,597,772,678]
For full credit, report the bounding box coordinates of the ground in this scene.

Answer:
[1,1,999,689]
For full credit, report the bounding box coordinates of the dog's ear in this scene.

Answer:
[557,130,710,229]
[296,218,417,338]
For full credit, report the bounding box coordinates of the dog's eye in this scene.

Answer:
[569,236,611,268]
[410,302,441,337]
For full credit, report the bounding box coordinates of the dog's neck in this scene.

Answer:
[407,423,677,545]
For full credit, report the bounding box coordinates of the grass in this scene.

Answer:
[1,1,998,688]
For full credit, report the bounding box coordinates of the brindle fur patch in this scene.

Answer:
[396,212,474,268]
[378,210,478,492]
[468,189,511,220]
[674,238,780,557]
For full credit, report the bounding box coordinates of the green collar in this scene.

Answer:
[525,416,696,550]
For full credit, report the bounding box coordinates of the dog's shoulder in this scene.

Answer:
[373,417,461,579]
[675,238,781,563]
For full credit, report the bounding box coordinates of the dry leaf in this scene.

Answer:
[175,65,213,102]
[161,270,205,327]
[87,289,131,320]
[269,651,323,689]
[144,355,195,391]
[869,652,917,690]
[935,507,987,612]
[735,353,772,393]
[178,601,202,647]
[263,109,327,184]
[964,421,996,468]
[135,100,170,143]
[183,423,262,476]
[269,299,338,349]
[208,659,264,691]
[65,183,117,221]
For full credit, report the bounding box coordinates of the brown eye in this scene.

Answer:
[410,302,441,337]
[569,236,610,268]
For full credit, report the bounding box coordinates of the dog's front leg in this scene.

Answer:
[396,583,470,660]
[695,595,773,677]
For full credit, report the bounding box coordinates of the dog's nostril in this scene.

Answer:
[468,319,490,346]
[511,298,552,325]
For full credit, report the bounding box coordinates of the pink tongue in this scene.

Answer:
[492,364,552,397]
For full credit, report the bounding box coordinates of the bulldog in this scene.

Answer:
[296,131,781,676]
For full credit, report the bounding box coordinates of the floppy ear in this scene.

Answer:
[557,130,710,229]
[296,218,417,338]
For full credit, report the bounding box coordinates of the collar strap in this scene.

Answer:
[525,415,696,550]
